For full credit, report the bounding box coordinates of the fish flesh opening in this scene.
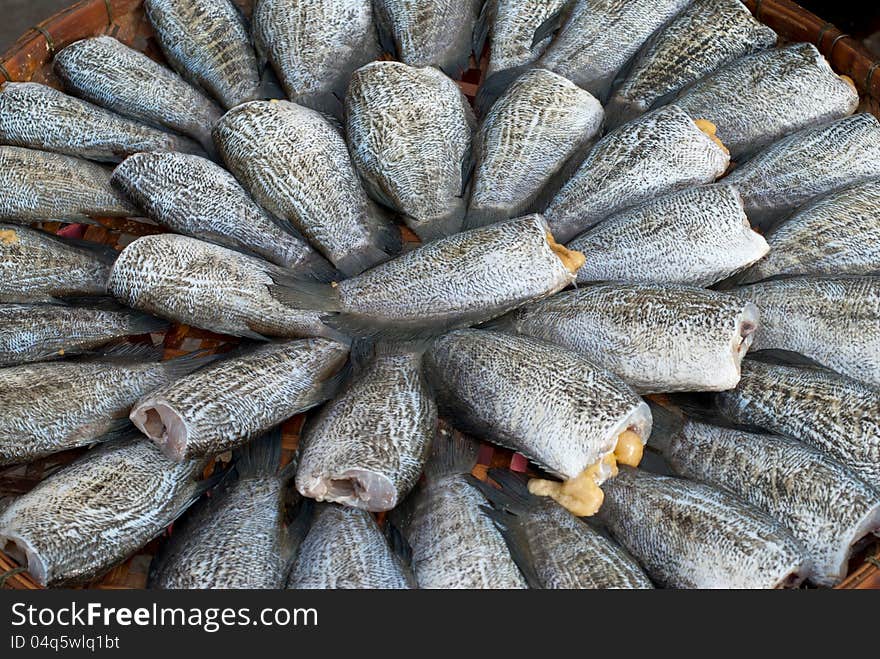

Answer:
[132,402,188,462]
[1,535,46,585]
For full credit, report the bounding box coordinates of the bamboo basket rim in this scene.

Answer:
[0,0,878,590]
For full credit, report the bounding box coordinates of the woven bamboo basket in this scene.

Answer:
[0,0,878,590]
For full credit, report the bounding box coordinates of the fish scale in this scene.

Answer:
[0,146,136,223]
[129,339,350,461]
[468,68,603,227]
[53,36,223,153]
[722,113,880,228]
[737,276,880,387]
[253,0,379,116]
[481,0,571,79]
[673,43,858,157]
[655,418,880,587]
[144,0,261,110]
[606,0,777,126]
[715,359,880,485]
[346,61,475,241]
[0,437,206,586]
[599,467,806,589]
[112,152,323,272]
[544,105,730,243]
[0,225,113,304]
[0,82,203,162]
[288,504,413,589]
[215,100,397,277]
[568,185,768,286]
[108,234,331,339]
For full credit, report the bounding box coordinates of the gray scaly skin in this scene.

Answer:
[653,417,880,587]
[0,225,114,304]
[144,0,260,110]
[149,436,298,589]
[606,0,777,127]
[674,43,858,158]
[0,82,203,163]
[426,330,651,482]
[215,100,398,277]
[0,437,206,587]
[130,339,350,461]
[396,427,528,589]
[738,180,880,283]
[0,146,136,223]
[108,234,332,340]
[296,345,436,512]
[53,36,223,154]
[112,152,326,271]
[473,471,654,589]
[468,68,603,227]
[0,304,167,367]
[290,215,582,338]
[373,0,483,78]
[737,276,880,387]
[490,283,759,393]
[599,467,806,589]
[253,0,380,116]
[722,113,880,229]
[0,347,202,466]
[345,61,475,241]
[288,503,413,589]
[544,105,730,243]
[715,359,880,486]
[479,0,571,80]
[537,0,694,101]
[568,185,769,287]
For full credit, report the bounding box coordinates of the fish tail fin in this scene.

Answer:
[91,341,164,362]
[476,66,527,115]
[299,358,351,410]
[532,0,574,48]
[282,497,314,575]
[425,422,479,480]
[267,269,342,312]
[124,311,171,336]
[320,312,452,343]
[644,399,685,455]
[384,518,413,568]
[472,0,496,59]
[234,427,283,479]
[604,93,646,130]
[292,251,342,283]
[160,348,222,379]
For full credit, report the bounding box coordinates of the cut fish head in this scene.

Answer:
[297,468,398,512]
[130,399,190,462]
[0,532,47,586]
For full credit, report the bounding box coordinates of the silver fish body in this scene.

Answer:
[346,61,475,241]
[0,304,167,367]
[537,0,693,101]
[723,113,880,228]
[568,185,769,286]
[53,36,223,153]
[481,0,571,80]
[398,429,528,589]
[674,44,858,158]
[491,283,759,393]
[0,436,205,586]
[606,0,777,126]
[715,359,880,486]
[0,225,114,304]
[657,418,880,587]
[253,0,379,115]
[426,329,651,481]
[0,82,202,162]
[599,467,806,588]
[144,0,261,109]
[130,339,350,461]
[0,146,136,223]
[108,234,330,340]
[0,348,200,466]
[287,504,413,589]
[738,180,880,283]
[112,152,324,271]
[299,215,582,338]
[215,100,398,277]
[373,0,483,77]
[296,345,436,512]
[468,68,603,227]
[738,276,880,387]
[544,105,730,242]
[149,436,297,589]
